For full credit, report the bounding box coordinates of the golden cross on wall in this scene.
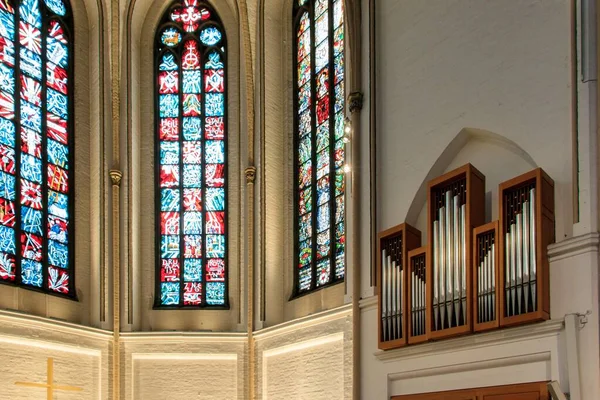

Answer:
[14,357,83,399]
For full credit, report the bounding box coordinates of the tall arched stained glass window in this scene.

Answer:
[155,0,228,308]
[293,0,345,294]
[0,0,74,296]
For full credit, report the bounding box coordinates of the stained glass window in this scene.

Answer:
[294,0,345,294]
[155,0,227,308]
[0,0,74,296]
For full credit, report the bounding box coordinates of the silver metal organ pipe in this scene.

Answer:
[491,242,496,321]
[382,250,387,340]
[396,260,401,338]
[460,203,467,323]
[433,221,439,331]
[453,195,460,325]
[391,259,397,339]
[445,190,453,327]
[505,231,510,317]
[386,256,394,340]
[516,213,523,315]
[510,222,517,317]
[478,250,483,323]
[523,200,530,313]
[439,207,446,330]
[411,267,416,336]
[529,188,537,311]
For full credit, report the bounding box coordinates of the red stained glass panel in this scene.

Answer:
[206,258,225,281]
[183,188,202,211]
[47,164,68,193]
[205,117,224,139]
[161,211,180,235]
[159,118,179,141]
[161,259,180,282]
[205,164,224,187]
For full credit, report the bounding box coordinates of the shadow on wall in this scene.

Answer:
[406,128,538,243]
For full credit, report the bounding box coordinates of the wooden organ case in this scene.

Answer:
[376,164,555,350]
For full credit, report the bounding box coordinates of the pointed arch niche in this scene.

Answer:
[128,0,241,331]
[0,0,101,326]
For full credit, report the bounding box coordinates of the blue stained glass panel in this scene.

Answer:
[160,26,181,48]
[317,205,329,232]
[316,258,330,286]
[20,101,41,132]
[316,121,329,152]
[298,238,311,267]
[205,51,223,69]
[334,82,344,113]
[205,140,224,163]
[161,282,180,305]
[20,153,42,183]
[183,212,202,234]
[335,251,345,279]
[159,53,178,71]
[0,10,14,40]
[159,94,179,118]
[161,189,180,211]
[298,212,311,241]
[0,118,15,147]
[0,224,15,254]
[205,187,224,211]
[21,259,42,286]
[48,190,68,218]
[0,171,14,200]
[0,253,15,280]
[298,266,311,291]
[205,93,224,116]
[205,282,225,305]
[161,235,180,259]
[334,112,344,140]
[335,195,344,224]
[298,135,311,164]
[205,234,224,258]
[199,26,222,46]
[20,0,41,28]
[45,0,67,16]
[182,164,202,188]
[299,109,311,137]
[182,117,202,140]
[316,176,329,206]
[21,206,42,235]
[316,149,329,180]
[182,70,202,93]
[47,89,68,119]
[46,36,68,67]
[47,139,68,168]
[160,141,179,165]
[20,48,42,79]
[0,63,14,94]
[47,239,68,268]
[183,258,202,281]
[48,214,68,244]
[182,93,202,116]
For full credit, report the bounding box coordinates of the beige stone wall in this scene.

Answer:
[0,311,111,399]
[255,305,353,400]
